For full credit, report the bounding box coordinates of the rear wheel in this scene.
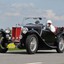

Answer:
[26,34,38,54]
[56,36,64,53]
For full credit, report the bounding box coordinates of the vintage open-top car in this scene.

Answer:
[0,17,64,54]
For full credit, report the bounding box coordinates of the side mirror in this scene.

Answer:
[39,18,42,20]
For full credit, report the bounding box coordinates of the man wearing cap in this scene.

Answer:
[46,20,56,33]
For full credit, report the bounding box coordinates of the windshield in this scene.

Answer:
[22,17,47,26]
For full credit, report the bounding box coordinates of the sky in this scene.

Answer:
[0,0,64,29]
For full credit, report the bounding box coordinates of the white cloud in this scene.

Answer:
[4,9,64,21]
[11,3,35,9]
[43,10,55,18]
[5,12,20,16]
[1,2,64,21]
[41,10,64,21]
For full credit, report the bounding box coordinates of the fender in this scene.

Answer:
[62,31,64,36]
[27,29,40,36]
[59,31,64,37]
[25,29,57,49]
[60,27,64,37]
[61,31,64,38]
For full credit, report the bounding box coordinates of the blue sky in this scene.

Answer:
[0,0,64,29]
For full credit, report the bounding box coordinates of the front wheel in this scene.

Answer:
[0,47,8,53]
[26,34,38,54]
[56,36,64,53]
[0,38,8,53]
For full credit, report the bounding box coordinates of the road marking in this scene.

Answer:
[26,62,43,64]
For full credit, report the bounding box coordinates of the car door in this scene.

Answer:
[41,30,56,46]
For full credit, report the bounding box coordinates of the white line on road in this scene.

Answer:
[26,62,43,64]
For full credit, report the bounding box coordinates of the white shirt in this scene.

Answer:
[46,24,56,33]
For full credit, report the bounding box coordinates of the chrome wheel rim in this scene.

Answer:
[59,37,64,51]
[30,37,37,51]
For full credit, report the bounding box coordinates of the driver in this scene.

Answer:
[35,20,40,24]
[46,20,56,33]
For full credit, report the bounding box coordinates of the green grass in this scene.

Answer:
[8,48,25,51]
[8,48,20,51]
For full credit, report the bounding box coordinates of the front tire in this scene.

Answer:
[26,34,38,54]
[56,36,64,53]
[0,38,8,53]
[0,47,8,53]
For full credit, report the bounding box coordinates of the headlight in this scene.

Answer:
[5,30,10,33]
[22,27,28,34]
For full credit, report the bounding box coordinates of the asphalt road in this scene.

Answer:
[0,50,64,64]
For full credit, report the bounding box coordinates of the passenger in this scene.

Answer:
[46,20,56,33]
